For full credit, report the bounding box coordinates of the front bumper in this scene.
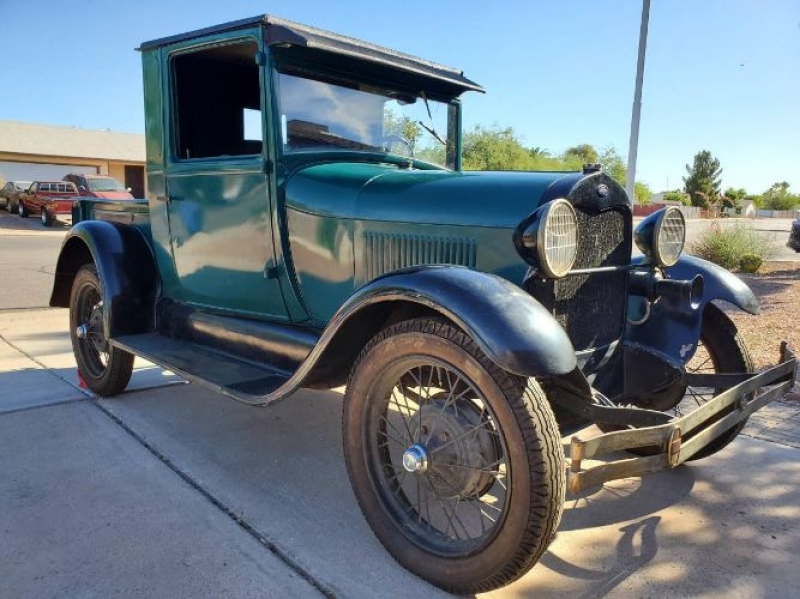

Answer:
[569,342,797,494]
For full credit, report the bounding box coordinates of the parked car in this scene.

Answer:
[1,180,32,212]
[48,15,796,594]
[18,181,79,226]
[788,213,800,252]
[62,173,134,200]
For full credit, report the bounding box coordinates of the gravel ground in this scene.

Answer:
[724,261,799,396]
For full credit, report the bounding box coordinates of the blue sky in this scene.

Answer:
[1,0,797,193]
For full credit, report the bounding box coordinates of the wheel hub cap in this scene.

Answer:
[402,443,429,473]
[408,398,501,498]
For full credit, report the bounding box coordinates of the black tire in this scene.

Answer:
[678,302,754,460]
[41,210,53,227]
[69,264,134,396]
[18,201,29,217]
[343,318,565,593]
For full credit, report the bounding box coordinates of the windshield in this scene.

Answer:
[276,70,452,168]
[15,181,31,190]
[87,177,126,192]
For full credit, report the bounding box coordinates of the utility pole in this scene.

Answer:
[626,0,651,204]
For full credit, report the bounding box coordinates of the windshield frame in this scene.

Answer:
[270,55,463,170]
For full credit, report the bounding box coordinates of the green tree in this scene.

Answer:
[634,182,652,205]
[761,182,800,211]
[723,187,748,208]
[683,150,722,208]
[598,145,627,187]
[564,144,599,165]
[528,146,550,159]
[663,190,691,206]
[383,108,422,150]
[462,125,538,171]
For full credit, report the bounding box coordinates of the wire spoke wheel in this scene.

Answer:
[343,318,565,593]
[370,359,509,554]
[678,303,754,460]
[69,264,134,396]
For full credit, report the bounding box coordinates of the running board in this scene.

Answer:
[568,343,797,494]
[112,333,291,404]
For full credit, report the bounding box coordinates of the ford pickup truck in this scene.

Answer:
[50,15,796,593]
[19,180,79,226]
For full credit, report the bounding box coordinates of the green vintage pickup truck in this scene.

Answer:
[51,15,795,593]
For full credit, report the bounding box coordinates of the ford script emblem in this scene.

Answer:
[596,184,610,197]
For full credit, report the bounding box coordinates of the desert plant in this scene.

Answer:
[739,253,763,273]
[689,224,770,271]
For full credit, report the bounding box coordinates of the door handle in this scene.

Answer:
[156,194,182,203]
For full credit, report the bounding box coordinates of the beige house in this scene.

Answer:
[0,120,146,197]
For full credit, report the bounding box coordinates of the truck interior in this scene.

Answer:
[171,40,263,159]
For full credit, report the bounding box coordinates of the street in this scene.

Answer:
[0,211,799,597]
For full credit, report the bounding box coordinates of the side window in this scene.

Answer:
[171,40,262,159]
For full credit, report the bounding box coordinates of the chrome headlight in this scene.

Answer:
[513,199,578,278]
[634,206,686,267]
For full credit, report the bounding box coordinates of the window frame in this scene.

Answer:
[167,36,265,163]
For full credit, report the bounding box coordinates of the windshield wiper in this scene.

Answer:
[418,92,447,147]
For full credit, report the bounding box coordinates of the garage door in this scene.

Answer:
[0,161,97,183]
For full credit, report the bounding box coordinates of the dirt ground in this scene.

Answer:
[724,262,799,393]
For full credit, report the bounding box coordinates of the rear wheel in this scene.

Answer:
[18,201,29,217]
[69,264,134,396]
[343,318,565,593]
[41,210,54,227]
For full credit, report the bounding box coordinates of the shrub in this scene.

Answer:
[739,253,763,273]
[690,224,771,271]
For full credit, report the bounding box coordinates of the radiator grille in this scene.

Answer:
[555,209,629,350]
[527,208,631,351]
[364,232,476,280]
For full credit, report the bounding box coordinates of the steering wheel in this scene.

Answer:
[380,134,414,159]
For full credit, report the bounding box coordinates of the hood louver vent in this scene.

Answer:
[364,232,477,280]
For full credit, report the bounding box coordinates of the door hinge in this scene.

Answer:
[264,260,279,279]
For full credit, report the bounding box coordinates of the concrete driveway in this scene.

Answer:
[2,308,800,597]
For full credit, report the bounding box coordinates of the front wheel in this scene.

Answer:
[677,302,754,460]
[69,264,134,396]
[343,318,565,593]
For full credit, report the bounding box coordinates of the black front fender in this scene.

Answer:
[626,254,759,363]
[50,221,159,338]
[303,266,576,386]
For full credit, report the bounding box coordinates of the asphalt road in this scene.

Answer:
[0,232,63,310]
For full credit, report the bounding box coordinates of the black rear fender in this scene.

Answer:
[303,266,576,388]
[50,221,159,338]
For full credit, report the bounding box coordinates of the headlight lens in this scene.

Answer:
[513,198,579,277]
[538,199,579,277]
[634,206,686,267]
[654,207,686,266]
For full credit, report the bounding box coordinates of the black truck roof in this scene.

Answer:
[138,15,483,95]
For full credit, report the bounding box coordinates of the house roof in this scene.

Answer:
[0,120,145,163]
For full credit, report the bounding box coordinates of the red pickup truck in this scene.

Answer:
[18,181,79,226]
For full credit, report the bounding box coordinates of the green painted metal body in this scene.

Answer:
[95,20,573,332]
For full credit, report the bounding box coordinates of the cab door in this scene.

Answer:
[163,33,288,320]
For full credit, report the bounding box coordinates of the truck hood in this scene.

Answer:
[284,162,578,228]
